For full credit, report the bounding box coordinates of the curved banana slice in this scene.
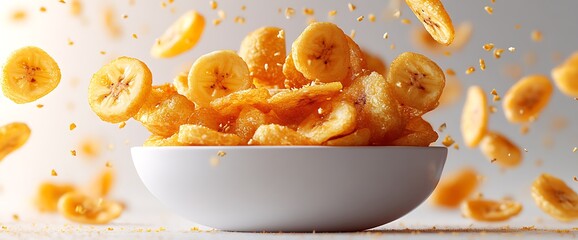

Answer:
[151,10,205,58]
[461,86,488,147]
[503,75,553,123]
[2,46,61,104]
[35,182,76,212]
[283,52,312,89]
[292,22,350,83]
[551,63,578,97]
[391,117,438,147]
[269,82,343,113]
[342,36,367,87]
[186,50,252,107]
[233,106,276,144]
[532,173,578,221]
[405,0,454,45]
[252,124,315,145]
[210,88,271,117]
[57,192,123,224]
[177,124,242,146]
[88,168,115,197]
[297,100,357,143]
[325,128,371,146]
[134,84,196,137]
[343,72,403,144]
[387,52,445,112]
[143,134,185,147]
[431,167,479,208]
[462,198,523,222]
[0,122,31,162]
[239,26,286,88]
[88,57,152,123]
[479,131,522,168]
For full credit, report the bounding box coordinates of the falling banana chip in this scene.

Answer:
[2,46,61,104]
[461,86,489,148]
[186,50,253,107]
[387,52,445,112]
[292,22,350,83]
[87,168,115,198]
[239,26,286,88]
[325,128,371,146]
[151,10,205,58]
[479,131,522,168]
[405,0,455,45]
[35,182,76,212]
[551,54,578,97]
[532,173,578,221]
[461,198,523,222]
[503,75,553,123]
[178,124,242,146]
[412,21,472,54]
[88,57,153,123]
[431,167,479,208]
[57,192,123,224]
[297,100,357,143]
[0,122,31,162]
[252,124,315,145]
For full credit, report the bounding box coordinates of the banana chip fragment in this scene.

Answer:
[2,46,61,104]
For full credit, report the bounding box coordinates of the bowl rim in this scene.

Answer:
[132,146,448,150]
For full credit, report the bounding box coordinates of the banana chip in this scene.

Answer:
[178,124,242,146]
[431,168,479,208]
[532,173,578,221]
[0,122,31,162]
[88,168,115,197]
[405,0,455,45]
[239,27,286,88]
[297,100,357,143]
[210,88,271,117]
[325,128,371,146]
[57,192,123,224]
[391,117,438,146]
[479,131,522,168]
[233,106,278,144]
[462,198,523,222]
[151,10,205,58]
[461,86,489,147]
[252,124,315,145]
[35,182,76,212]
[503,75,553,123]
[143,134,185,147]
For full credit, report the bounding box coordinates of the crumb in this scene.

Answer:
[484,6,493,14]
[438,123,447,132]
[465,67,475,75]
[348,3,356,11]
[51,169,58,176]
[482,43,494,51]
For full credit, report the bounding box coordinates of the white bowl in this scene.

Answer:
[131,146,447,232]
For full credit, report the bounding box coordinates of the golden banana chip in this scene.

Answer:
[405,0,455,45]
[233,106,278,144]
[412,22,472,54]
[239,27,286,88]
[479,131,522,168]
[391,117,438,146]
[283,52,312,89]
[297,100,357,143]
[431,168,479,208]
[461,86,489,147]
[269,82,343,113]
[532,173,578,221]
[35,182,76,212]
[151,10,205,58]
[143,133,185,147]
[503,75,553,123]
[551,54,578,97]
[2,46,61,104]
[325,128,371,146]
[342,36,367,87]
[252,124,315,145]
[57,192,123,224]
[210,88,271,117]
[187,107,229,131]
[134,84,196,137]
[178,124,242,146]
[0,122,31,162]
[461,198,523,222]
[88,168,115,197]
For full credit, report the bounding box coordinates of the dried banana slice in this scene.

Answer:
[503,75,553,123]
[177,124,242,146]
[387,52,445,112]
[283,52,312,89]
[88,57,153,123]
[251,124,315,145]
[2,46,61,104]
[551,60,578,97]
[210,88,271,117]
[343,72,403,144]
[35,182,76,212]
[57,192,123,224]
[233,106,277,144]
[532,173,578,221]
[151,10,205,58]
[412,21,472,54]
[431,168,479,208]
[462,198,523,222]
[342,36,367,87]
[292,22,350,83]
[269,82,343,113]
[297,100,357,143]
[325,128,371,146]
[143,134,185,147]
[88,168,115,198]
[479,131,522,168]
[461,86,488,147]
[134,84,196,137]
[239,26,286,88]
[405,0,455,45]
[186,50,252,107]
[0,122,31,162]
[391,117,438,147]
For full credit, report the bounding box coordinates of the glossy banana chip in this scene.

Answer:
[283,52,312,89]
[325,128,371,146]
[551,53,578,97]
[210,88,271,117]
[178,124,242,146]
[405,0,455,45]
[532,173,578,221]
[391,117,438,147]
[239,27,286,88]
[0,122,31,162]
[151,10,205,58]
[2,46,61,104]
[462,198,523,222]
[461,86,488,147]
[503,75,553,123]
[479,131,522,168]
[252,124,316,145]
[143,133,185,147]
[431,168,479,208]
[269,82,343,113]
[233,106,276,144]
[297,100,357,143]
[57,192,123,224]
